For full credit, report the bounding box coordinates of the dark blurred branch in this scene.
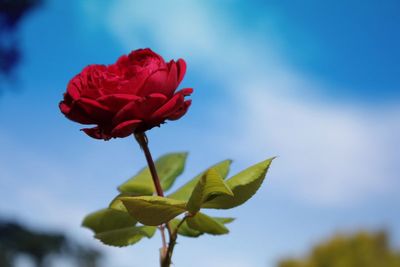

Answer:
[0,0,43,93]
[0,0,42,29]
[0,218,102,267]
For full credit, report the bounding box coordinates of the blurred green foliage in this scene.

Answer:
[0,219,101,267]
[278,231,400,267]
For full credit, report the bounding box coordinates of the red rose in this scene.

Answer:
[59,48,193,140]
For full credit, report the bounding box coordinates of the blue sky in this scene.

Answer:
[245,0,400,99]
[1,1,399,266]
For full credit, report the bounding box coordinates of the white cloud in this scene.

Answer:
[226,82,400,206]
[106,0,222,59]
[100,0,400,207]
[0,133,87,233]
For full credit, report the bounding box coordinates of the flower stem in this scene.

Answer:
[134,132,173,267]
[163,215,189,266]
[134,132,164,197]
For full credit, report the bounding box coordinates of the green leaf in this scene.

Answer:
[202,157,275,209]
[120,196,186,226]
[109,193,133,212]
[186,212,229,235]
[95,226,156,247]
[157,152,188,191]
[139,225,158,238]
[118,152,188,195]
[171,216,235,238]
[168,160,232,201]
[82,208,137,234]
[170,219,203,238]
[213,217,235,224]
[186,168,233,213]
[82,208,155,247]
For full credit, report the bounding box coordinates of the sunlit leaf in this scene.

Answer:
[213,217,235,224]
[95,226,156,247]
[170,215,235,238]
[202,157,274,209]
[82,208,155,247]
[120,196,186,226]
[186,168,233,213]
[82,208,137,234]
[118,152,188,195]
[186,212,229,235]
[109,193,135,212]
[170,219,203,238]
[168,160,232,201]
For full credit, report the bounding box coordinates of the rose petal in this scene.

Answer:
[81,127,112,140]
[59,101,71,114]
[82,127,102,139]
[75,98,113,123]
[176,59,186,85]
[112,94,168,126]
[118,70,150,94]
[115,54,129,68]
[150,88,193,120]
[66,76,81,100]
[144,93,169,113]
[134,93,168,118]
[180,87,193,96]
[138,69,169,96]
[59,101,93,125]
[168,100,192,120]
[150,92,185,120]
[112,98,141,126]
[97,94,141,112]
[111,119,142,138]
[79,65,107,99]
[164,61,178,96]
[128,48,165,66]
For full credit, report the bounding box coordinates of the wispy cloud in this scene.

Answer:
[101,0,400,207]
[0,133,87,232]
[225,82,400,206]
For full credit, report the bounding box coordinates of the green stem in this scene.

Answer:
[163,216,189,267]
[134,132,174,267]
[134,133,164,197]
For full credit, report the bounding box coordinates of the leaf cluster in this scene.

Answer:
[82,153,274,247]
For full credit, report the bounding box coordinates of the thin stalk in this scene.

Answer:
[134,132,174,266]
[134,133,164,197]
[163,216,189,267]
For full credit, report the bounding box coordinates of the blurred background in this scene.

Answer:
[0,0,399,266]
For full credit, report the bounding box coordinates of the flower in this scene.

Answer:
[59,48,192,140]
